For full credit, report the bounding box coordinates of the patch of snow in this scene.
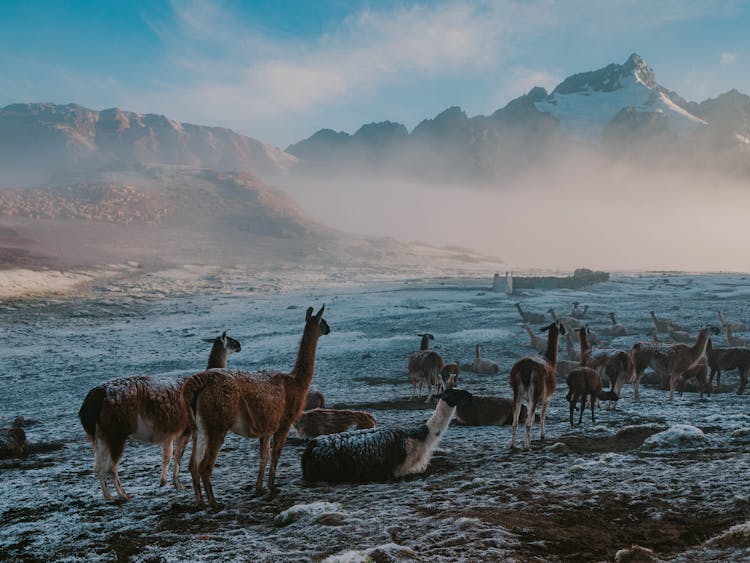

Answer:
[641,424,707,450]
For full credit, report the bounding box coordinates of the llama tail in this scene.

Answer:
[181,371,219,427]
[78,386,105,438]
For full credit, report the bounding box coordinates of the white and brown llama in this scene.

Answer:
[182,306,329,507]
[78,331,241,501]
[509,320,565,449]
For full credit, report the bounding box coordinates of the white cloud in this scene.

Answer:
[720,51,738,66]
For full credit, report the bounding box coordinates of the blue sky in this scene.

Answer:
[1,0,748,147]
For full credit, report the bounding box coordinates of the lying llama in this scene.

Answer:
[0,416,30,457]
[717,311,747,332]
[548,308,581,329]
[667,323,691,344]
[650,311,684,333]
[304,389,325,410]
[608,312,628,337]
[571,302,589,320]
[705,337,750,394]
[301,388,472,483]
[183,306,329,507]
[472,344,500,374]
[523,321,549,354]
[726,325,750,347]
[630,327,713,401]
[408,333,444,402]
[455,395,527,426]
[510,321,565,449]
[515,302,545,324]
[566,367,619,426]
[78,331,241,501]
[294,408,376,438]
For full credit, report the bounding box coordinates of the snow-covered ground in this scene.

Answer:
[1,271,749,561]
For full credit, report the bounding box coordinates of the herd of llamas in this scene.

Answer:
[64,298,750,509]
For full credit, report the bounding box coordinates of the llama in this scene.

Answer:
[408,350,444,403]
[78,331,241,501]
[294,408,376,438]
[563,320,579,361]
[585,328,636,410]
[0,417,29,457]
[650,311,670,333]
[515,302,545,324]
[523,322,549,354]
[455,395,527,426]
[548,308,581,329]
[571,302,589,320]
[705,338,750,394]
[182,306,329,507]
[608,312,628,337]
[509,321,565,449]
[630,327,713,401]
[301,388,472,483]
[726,325,750,347]
[565,367,619,426]
[441,362,461,379]
[472,344,500,374]
[677,358,710,398]
[304,389,325,410]
[667,323,691,343]
[718,311,747,332]
[417,333,434,350]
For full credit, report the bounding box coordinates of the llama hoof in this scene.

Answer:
[174,481,186,491]
[160,479,168,487]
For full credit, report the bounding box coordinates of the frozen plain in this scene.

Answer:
[1,269,749,561]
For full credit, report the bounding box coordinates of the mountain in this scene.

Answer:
[0,103,297,186]
[287,54,749,180]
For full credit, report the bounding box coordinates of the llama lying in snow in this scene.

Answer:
[183,306,329,507]
[515,302,545,324]
[523,322,548,354]
[726,326,750,347]
[472,344,500,374]
[78,331,241,501]
[294,408,376,438]
[455,395,527,426]
[304,389,325,410]
[566,367,618,426]
[510,321,564,449]
[0,417,29,457]
[717,311,747,332]
[301,388,472,484]
[570,302,589,320]
[608,312,628,337]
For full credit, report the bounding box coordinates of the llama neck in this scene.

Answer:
[420,336,430,350]
[544,328,560,367]
[549,309,558,321]
[207,344,227,369]
[727,326,733,339]
[718,311,725,326]
[610,313,616,325]
[425,399,456,447]
[292,324,321,387]
[579,331,591,366]
[475,345,481,360]
[691,331,708,359]
[515,303,523,315]
[706,338,714,359]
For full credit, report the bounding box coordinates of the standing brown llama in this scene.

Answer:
[182,306,330,507]
[78,331,241,501]
[509,321,565,449]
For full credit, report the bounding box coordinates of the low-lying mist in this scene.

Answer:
[284,155,750,273]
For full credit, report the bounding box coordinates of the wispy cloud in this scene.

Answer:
[720,51,738,66]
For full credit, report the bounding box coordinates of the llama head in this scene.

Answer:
[436,388,472,408]
[203,331,242,353]
[541,321,565,335]
[306,305,331,335]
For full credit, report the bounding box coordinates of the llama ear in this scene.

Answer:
[315,304,325,319]
[306,307,314,321]
[202,337,216,343]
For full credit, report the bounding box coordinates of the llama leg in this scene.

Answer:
[94,436,114,501]
[424,378,433,404]
[510,396,522,449]
[160,440,173,487]
[539,400,549,442]
[738,369,747,395]
[525,394,537,449]
[569,394,575,426]
[255,436,271,493]
[578,396,585,425]
[668,372,676,401]
[410,377,416,399]
[633,373,641,402]
[190,416,209,506]
[589,393,596,424]
[198,429,228,509]
[107,434,129,500]
[172,431,190,490]
[267,428,291,491]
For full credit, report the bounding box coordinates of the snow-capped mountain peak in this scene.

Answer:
[535,53,706,141]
